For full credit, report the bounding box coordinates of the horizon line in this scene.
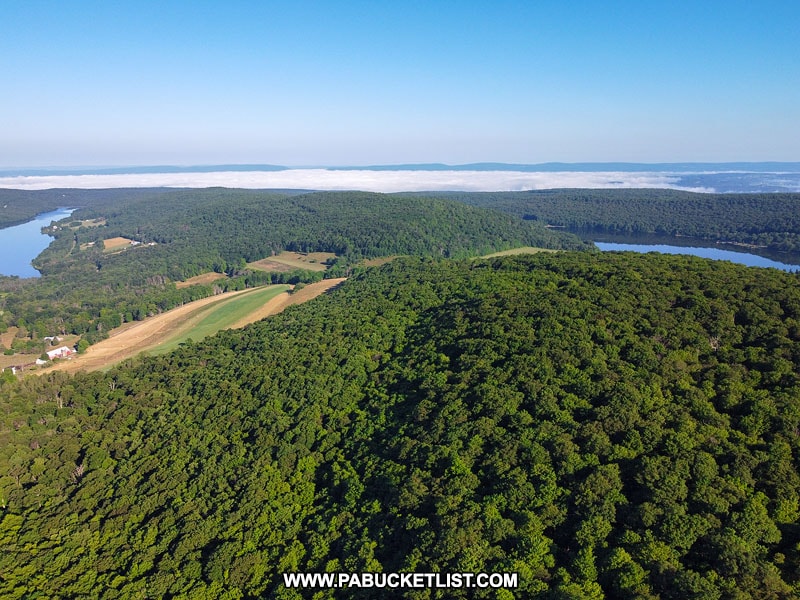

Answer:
[2,160,800,176]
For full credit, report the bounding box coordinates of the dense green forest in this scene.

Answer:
[434,189,800,253]
[2,253,799,598]
[34,189,580,276]
[2,189,582,349]
[0,188,169,229]
[6,185,800,354]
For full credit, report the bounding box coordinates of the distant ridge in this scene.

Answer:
[3,162,800,177]
[330,162,800,173]
[501,162,800,172]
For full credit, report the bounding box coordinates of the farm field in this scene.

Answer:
[481,245,558,257]
[357,255,399,267]
[0,327,16,351]
[0,328,22,370]
[73,218,105,228]
[44,288,258,373]
[175,271,228,288]
[248,251,336,272]
[149,284,291,355]
[228,277,345,329]
[102,236,135,252]
[44,278,345,373]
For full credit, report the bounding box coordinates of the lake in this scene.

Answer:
[0,208,75,278]
[595,241,800,272]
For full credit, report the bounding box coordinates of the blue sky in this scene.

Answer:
[2,0,798,167]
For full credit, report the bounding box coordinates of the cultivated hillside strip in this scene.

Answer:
[1,188,585,356]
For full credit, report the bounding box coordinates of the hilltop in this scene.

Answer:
[2,252,799,597]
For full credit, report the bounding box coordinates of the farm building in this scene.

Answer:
[47,346,75,360]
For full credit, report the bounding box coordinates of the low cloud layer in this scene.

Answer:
[0,169,715,192]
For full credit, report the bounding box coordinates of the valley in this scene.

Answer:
[0,187,799,598]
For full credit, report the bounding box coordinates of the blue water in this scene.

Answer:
[595,242,800,272]
[0,208,75,277]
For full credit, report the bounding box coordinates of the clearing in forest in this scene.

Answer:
[481,246,558,258]
[0,327,16,352]
[175,272,228,288]
[0,328,21,370]
[44,278,345,373]
[358,256,399,268]
[102,237,135,252]
[150,284,290,355]
[248,251,335,272]
[71,218,105,228]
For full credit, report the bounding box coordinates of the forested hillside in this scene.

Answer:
[2,189,582,348]
[435,189,800,252]
[2,253,799,598]
[0,188,167,228]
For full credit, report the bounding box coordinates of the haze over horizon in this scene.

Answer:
[2,1,798,168]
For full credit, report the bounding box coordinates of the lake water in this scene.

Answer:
[0,208,75,278]
[595,241,800,272]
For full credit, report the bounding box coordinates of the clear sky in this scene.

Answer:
[2,0,798,167]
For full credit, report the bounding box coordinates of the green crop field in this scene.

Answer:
[150,284,290,355]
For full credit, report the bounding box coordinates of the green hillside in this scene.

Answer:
[34,189,585,279]
[0,188,168,229]
[2,188,584,350]
[2,252,799,598]
[435,189,800,252]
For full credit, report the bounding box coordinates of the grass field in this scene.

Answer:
[103,236,134,252]
[0,327,21,370]
[358,256,399,267]
[71,218,105,229]
[481,246,558,258]
[0,327,16,351]
[149,284,290,355]
[39,279,344,374]
[246,258,295,272]
[176,272,228,288]
[248,251,335,272]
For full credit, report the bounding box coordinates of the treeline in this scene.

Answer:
[1,253,799,598]
[433,189,800,252]
[36,188,583,275]
[1,267,322,348]
[0,188,170,229]
[1,188,583,350]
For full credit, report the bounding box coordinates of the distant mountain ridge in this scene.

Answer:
[3,162,800,177]
[332,162,800,173]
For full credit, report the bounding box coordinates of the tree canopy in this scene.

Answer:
[1,252,799,598]
[434,188,800,253]
[1,188,584,351]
